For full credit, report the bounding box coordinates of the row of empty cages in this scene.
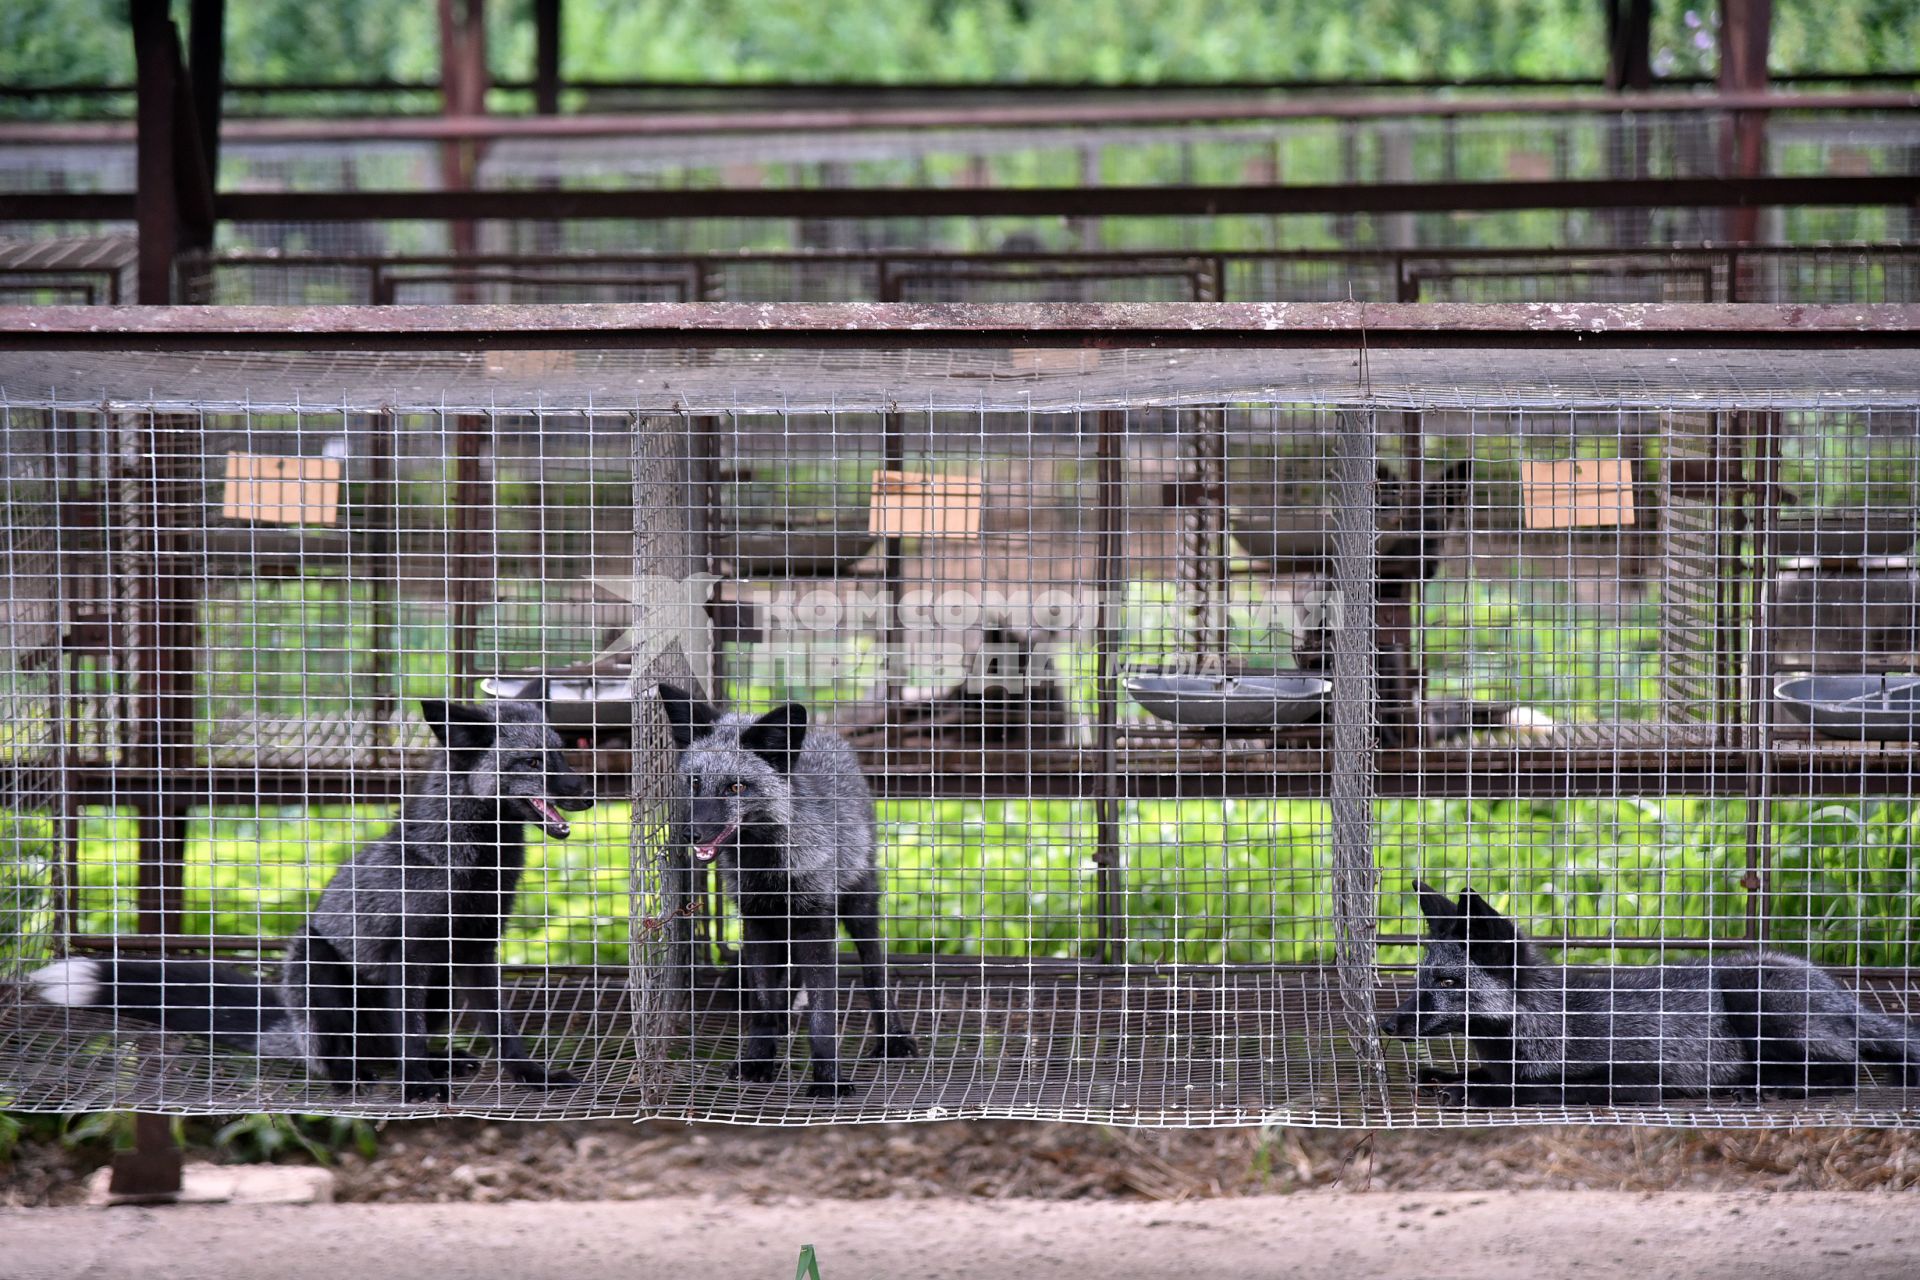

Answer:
[2,104,1911,195]
[6,239,1918,309]
[191,244,1920,307]
[3,110,1915,258]
[3,322,1920,1127]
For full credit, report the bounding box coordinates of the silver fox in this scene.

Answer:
[658,683,918,1098]
[29,699,593,1101]
[1381,882,1920,1106]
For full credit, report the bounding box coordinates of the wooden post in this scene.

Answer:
[1605,0,1653,92]
[130,0,179,304]
[186,0,224,191]
[533,0,562,116]
[438,0,488,265]
[1601,0,1654,245]
[1720,0,1773,248]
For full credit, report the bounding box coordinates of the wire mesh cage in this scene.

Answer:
[3,314,1920,1128]
[185,246,1920,310]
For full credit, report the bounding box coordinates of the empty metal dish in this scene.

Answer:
[482,673,635,734]
[1125,673,1331,729]
[1774,673,1920,741]
[710,518,878,577]
[1769,513,1919,561]
[1227,511,1334,565]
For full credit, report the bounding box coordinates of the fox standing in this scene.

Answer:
[29,698,592,1101]
[657,683,918,1097]
[1383,882,1920,1106]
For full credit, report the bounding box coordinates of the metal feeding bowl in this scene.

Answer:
[1769,513,1919,561]
[1125,673,1331,730]
[1775,674,1920,742]
[481,673,635,735]
[1227,511,1334,565]
[711,516,877,577]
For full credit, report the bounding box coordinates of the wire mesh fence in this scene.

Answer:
[2,329,1920,1127]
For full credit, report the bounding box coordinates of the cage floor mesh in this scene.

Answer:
[7,969,1919,1128]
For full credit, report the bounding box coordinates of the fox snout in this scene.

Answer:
[686,796,742,863]
[1379,998,1419,1039]
[549,766,593,811]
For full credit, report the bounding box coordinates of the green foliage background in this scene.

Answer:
[2,1,1916,89]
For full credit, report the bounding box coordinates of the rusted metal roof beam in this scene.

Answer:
[13,175,1913,225]
[0,88,1913,145]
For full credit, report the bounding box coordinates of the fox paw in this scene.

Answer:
[506,1064,581,1088]
[402,1079,452,1104]
[870,1034,920,1060]
[806,1078,857,1100]
[444,1050,484,1079]
[727,1058,782,1084]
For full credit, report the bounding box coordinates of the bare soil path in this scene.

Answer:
[3,1191,1917,1280]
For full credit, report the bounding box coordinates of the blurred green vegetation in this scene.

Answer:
[34,789,1920,972]
[4,2,1916,92]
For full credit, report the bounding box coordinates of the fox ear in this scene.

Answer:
[1414,881,1461,931]
[739,703,807,774]
[422,699,495,753]
[1459,888,1528,955]
[655,682,717,750]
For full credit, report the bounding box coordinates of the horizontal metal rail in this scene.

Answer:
[203,242,1920,270]
[1,301,1913,351]
[5,71,1917,102]
[0,88,1913,145]
[4,175,1913,227]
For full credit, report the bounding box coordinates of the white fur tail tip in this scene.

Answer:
[29,958,102,1007]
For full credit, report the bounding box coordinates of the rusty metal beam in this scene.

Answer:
[438,0,486,267]
[11,173,1916,226]
[1,301,1913,352]
[1721,0,1775,246]
[192,175,1919,223]
[197,242,1920,271]
[0,88,1911,145]
[6,72,1919,104]
[533,0,561,116]
[130,0,178,304]
[186,0,224,191]
[1606,0,1654,93]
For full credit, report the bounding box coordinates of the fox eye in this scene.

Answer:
[727,781,747,796]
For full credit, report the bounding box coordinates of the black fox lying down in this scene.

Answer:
[1383,882,1920,1107]
[29,699,592,1101]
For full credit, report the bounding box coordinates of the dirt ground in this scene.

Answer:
[6,1118,1920,1208]
[4,1191,1918,1280]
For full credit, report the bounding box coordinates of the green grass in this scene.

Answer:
[37,792,1920,972]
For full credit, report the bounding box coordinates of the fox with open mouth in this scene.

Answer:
[658,683,918,1098]
[31,697,592,1101]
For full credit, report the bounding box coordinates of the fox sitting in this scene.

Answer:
[1381,882,1920,1107]
[30,698,592,1101]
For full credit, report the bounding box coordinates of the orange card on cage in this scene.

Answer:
[221,453,343,526]
[1520,458,1636,530]
[868,469,983,538]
